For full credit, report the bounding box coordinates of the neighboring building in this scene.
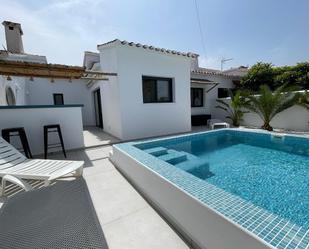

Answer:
[190,59,247,119]
[0,21,97,126]
[0,21,248,140]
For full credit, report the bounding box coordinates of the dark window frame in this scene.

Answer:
[53,93,64,105]
[142,76,173,103]
[217,88,230,98]
[191,87,204,107]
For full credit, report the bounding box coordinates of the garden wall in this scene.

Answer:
[211,98,309,132]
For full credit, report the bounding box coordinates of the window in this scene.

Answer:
[53,93,64,105]
[218,88,230,98]
[142,76,173,103]
[232,80,240,86]
[191,88,204,107]
[6,87,16,106]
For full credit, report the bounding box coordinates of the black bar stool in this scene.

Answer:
[1,127,33,158]
[44,124,66,159]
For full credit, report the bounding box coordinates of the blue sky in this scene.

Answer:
[0,0,308,69]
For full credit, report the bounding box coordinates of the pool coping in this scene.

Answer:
[113,128,308,249]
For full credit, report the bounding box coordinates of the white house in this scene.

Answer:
[84,40,246,139]
[190,60,246,121]
[85,40,198,140]
[0,20,248,142]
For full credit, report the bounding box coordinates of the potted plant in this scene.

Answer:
[215,90,248,127]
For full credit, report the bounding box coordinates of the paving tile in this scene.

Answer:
[90,186,148,225]
[84,166,148,225]
[83,158,115,176]
[83,127,120,148]
[85,164,127,188]
[103,207,189,249]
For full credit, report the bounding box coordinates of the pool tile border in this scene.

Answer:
[114,129,308,249]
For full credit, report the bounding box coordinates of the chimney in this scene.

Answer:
[2,21,24,53]
[190,56,199,70]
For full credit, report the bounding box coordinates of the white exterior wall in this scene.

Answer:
[242,106,309,131]
[116,46,192,140]
[0,75,95,126]
[212,98,309,131]
[95,47,123,138]
[0,75,27,105]
[0,106,84,155]
[98,45,192,140]
[191,74,235,116]
[88,77,123,138]
[26,78,95,126]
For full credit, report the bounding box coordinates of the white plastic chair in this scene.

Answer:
[207,119,230,130]
[0,137,84,196]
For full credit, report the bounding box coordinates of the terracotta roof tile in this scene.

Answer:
[97,39,198,58]
[191,67,245,78]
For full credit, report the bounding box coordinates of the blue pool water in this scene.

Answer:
[140,131,309,229]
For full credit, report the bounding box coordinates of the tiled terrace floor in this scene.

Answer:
[0,145,189,249]
[56,146,190,249]
[83,126,120,148]
[83,125,211,149]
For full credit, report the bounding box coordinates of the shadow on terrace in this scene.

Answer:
[0,106,190,249]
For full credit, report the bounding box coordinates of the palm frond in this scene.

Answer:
[243,84,299,129]
[215,105,228,112]
[215,90,248,126]
[216,99,230,108]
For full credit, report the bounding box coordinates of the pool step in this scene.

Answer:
[144,147,168,156]
[176,157,209,171]
[158,149,187,164]
[182,152,198,161]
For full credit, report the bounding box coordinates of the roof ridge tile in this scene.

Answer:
[97,39,198,58]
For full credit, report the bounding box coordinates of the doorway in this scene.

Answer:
[93,89,103,128]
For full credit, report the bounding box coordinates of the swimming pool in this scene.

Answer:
[111,129,309,249]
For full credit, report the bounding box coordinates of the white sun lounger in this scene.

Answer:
[207,119,230,130]
[0,137,84,196]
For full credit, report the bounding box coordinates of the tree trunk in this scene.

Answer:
[261,122,273,131]
[233,121,239,127]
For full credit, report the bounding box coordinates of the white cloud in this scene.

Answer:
[198,55,220,69]
[0,0,118,65]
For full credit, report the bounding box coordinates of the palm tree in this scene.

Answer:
[244,84,299,131]
[295,91,309,126]
[215,90,248,127]
[295,91,309,110]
